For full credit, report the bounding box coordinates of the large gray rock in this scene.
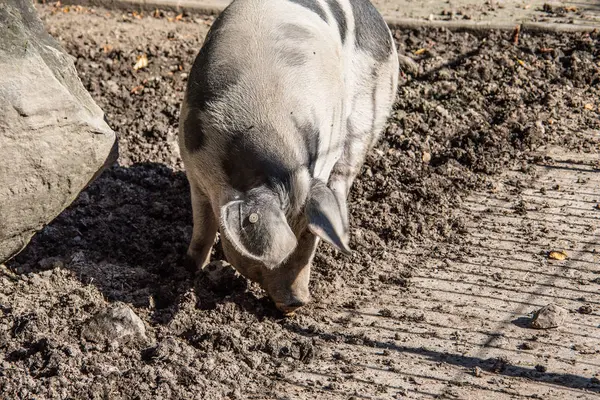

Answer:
[0,0,117,263]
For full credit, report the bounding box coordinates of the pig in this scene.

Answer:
[178,0,399,314]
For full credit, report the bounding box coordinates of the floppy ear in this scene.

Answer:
[220,191,298,269]
[305,180,351,255]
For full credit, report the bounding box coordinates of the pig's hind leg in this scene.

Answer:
[185,181,218,272]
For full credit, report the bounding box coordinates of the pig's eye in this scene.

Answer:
[248,213,259,224]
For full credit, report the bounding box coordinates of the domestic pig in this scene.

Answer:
[179,0,399,314]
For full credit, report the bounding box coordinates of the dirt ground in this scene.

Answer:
[1,2,599,399]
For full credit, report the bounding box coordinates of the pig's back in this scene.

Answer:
[181,0,396,193]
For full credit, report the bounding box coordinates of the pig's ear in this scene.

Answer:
[220,196,298,269]
[305,181,351,255]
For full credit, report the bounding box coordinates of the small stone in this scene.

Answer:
[519,341,536,350]
[422,151,431,163]
[578,304,593,314]
[529,304,566,329]
[535,364,547,373]
[378,308,393,317]
[472,366,482,377]
[81,302,147,347]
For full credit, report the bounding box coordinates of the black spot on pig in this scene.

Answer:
[278,47,309,67]
[326,0,347,43]
[292,116,320,176]
[280,23,314,41]
[349,0,392,61]
[288,0,328,22]
[222,126,299,193]
[186,10,241,111]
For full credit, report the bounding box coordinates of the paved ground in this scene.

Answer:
[71,0,600,28]
[373,0,600,26]
[275,136,600,399]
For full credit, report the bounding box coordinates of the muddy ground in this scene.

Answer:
[1,2,599,399]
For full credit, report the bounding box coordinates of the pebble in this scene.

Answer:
[577,304,593,314]
[81,302,147,347]
[529,303,566,329]
[535,364,547,373]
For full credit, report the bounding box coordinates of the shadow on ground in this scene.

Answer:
[7,161,276,323]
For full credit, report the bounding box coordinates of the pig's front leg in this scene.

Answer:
[185,181,218,272]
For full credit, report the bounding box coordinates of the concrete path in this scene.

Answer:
[64,0,600,30]
[274,135,600,399]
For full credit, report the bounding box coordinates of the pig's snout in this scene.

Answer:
[274,293,311,316]
[263,255,313,316]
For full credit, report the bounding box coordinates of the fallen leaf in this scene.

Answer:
[539,47,553,53]
[516,59,526,67]
[133,54,148,71]
[584,103,594,110]
[548,250,568,261]
[102,44,113,53]
[565,6,577,12]
[512,25,520,45]
[414,48,426,55]
[175,13,183,21]
[130,85,144,94]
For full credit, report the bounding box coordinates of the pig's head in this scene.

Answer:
[218,177,350,314]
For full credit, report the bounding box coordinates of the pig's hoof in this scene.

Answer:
[275,300,308,316]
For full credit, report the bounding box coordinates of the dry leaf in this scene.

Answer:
[414,48,426,55]
[130,85,144,94]
[175,13,183,21]
[584,103,594,110]
[512,25,520,45]
[548,250,568,261]
[102,44,113,53]
[133,54,148,71]
[516,59,526,67]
